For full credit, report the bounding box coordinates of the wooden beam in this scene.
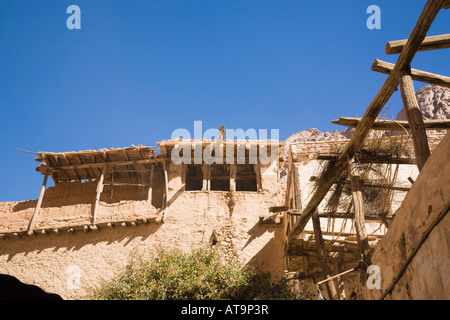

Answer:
[287,0,443,245]
[444,0,450,8]
[254,163,262,192]
[332,116,450,131]
[386,33,450,54]
[311,210,339,300]
[293,164,302,210]
[400,67,431,171]
[27,171,49,235]
[92,164,107,225]
[148,164,155,205]
[202,163,210,191]
[372,59,450,89]
[350,174,372,282]
[230,164,237,191]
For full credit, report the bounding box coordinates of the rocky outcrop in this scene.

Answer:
[397,85,450,121]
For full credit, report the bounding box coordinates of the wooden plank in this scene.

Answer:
[386,33,450,54]
[372,59,450,89]
[92,164,107,225]
[444,0,450,8]
[350,174,371,282]
[287,0,443,245]
[27,171,49,235]
[400,68,431,171]
[332,116,450,131]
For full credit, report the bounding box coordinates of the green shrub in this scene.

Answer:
[90,248,312,300]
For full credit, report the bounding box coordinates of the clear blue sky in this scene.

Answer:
[0,0,449,201]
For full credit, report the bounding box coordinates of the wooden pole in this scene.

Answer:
[331,117,450,131]
[312,210,339,300]
[386,33,450,54]
[230,164,237,191]
[350,173,371,282]
[254,163,262,192]
[400,67,431,171]
[293,164,302,210]
[92,164,107,225]
[27,171,49,235]
[202,163,210,191]
[163,160,169,220]
[148,164,155,205]
[372,59,450,89]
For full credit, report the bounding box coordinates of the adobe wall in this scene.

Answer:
[361,131,450,300]
[0,161,285,299]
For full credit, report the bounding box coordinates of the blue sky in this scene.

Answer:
[0,0,449,201]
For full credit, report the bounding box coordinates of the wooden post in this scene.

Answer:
[312,210,339,300]
[350,172,371,283]
[230,164,237,191]
[202,163,210,191]
[293,164,303,210]
[400,66,431,171]
[163,160,169,220]
[254,163,262,192]
[27,171,49,235]
[148,164,155,205]
[92,164,107,225]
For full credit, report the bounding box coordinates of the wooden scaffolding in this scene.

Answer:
[283,0,450,299]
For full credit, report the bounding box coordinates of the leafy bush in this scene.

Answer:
[90,248,312,300]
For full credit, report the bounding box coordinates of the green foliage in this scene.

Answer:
[90,248,313,300]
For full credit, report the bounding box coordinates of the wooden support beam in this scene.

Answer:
[148,164,155,205]
[386,33,450,54]
[202,163,210,191]
[350,174,372,282]
[311,211,339,300]
[332,116,450,131]
[230,164,237,191]
[444,0,450,8]
[27,171,49,235]
[286,0,443,246]
[400,67,431,171]
[163,160,169,220]
[254,163,262,192]
[92,164,107,225]
[372,59,450,89]
[293,164,302,210]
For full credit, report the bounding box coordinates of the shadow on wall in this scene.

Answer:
[244,223,286,282]
[0,222,162,262]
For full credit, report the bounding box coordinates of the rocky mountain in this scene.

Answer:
[397,85,450,121]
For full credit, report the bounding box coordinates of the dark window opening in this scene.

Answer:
[236,164,257,191]
[210,165,230,191]
[185,165,203,191]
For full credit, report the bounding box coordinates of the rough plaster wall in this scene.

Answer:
[0,161,285,299]
[361,131,450,300]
